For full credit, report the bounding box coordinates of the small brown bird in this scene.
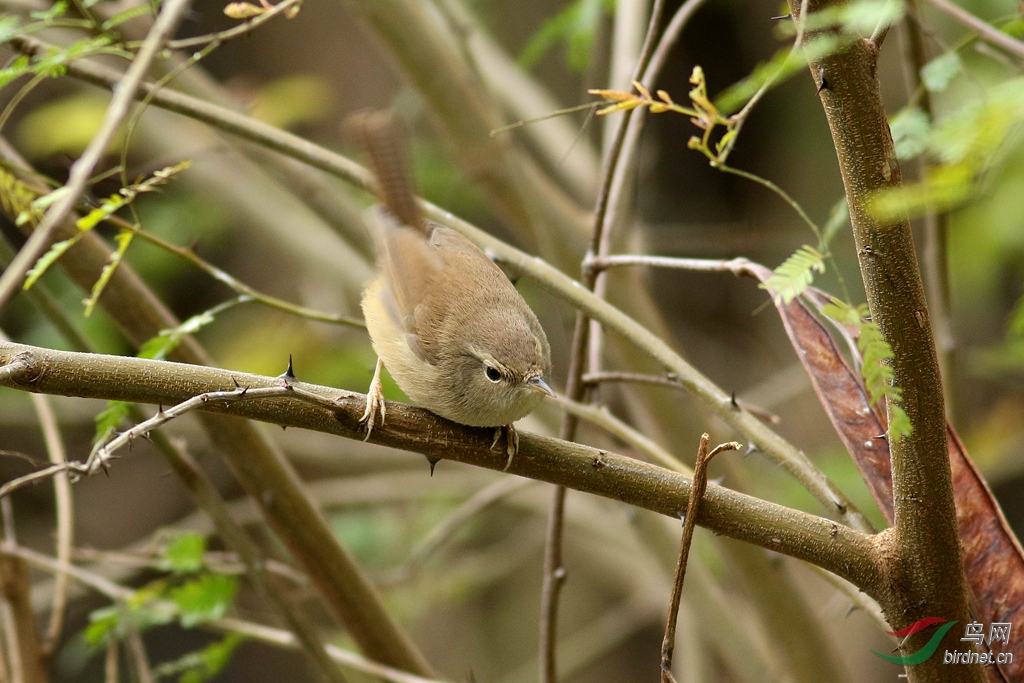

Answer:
[350,111,553,469]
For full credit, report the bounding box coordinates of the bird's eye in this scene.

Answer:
[484,365,502,382]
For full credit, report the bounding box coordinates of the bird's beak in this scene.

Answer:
[527,375,556,397]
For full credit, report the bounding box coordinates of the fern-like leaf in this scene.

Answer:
[83,229,133,317]
[24,234,83,290]
[824,298,913,442]
[760,245,826,305]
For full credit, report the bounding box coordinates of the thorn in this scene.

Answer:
[427,457,440,476]
[281,354,296,380]
[745,442,757,455]
[232,377,242,389]
[730,391,739,408]
[186,236,200,252]
[157,404,164,415]
[771,13,792,20]
[280,425,287,431]
[817,67,829,94]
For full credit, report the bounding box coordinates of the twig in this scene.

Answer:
[91,382,338,477]
[540,2,669,678]
[807,565,889,631]
[716,164,823,243]
[583,370,689,390]
[28,394,72,657]
[104,639,118,683]
[644,0,712,88]
[205,618,450,683]
[0,381,335,500]
[904,0,956,420]
[924,0,1024,60]
[586,254,756,275]
[162,0,301,50]
[109,217,363,328]
[0,329,72,656]
[869,0,897,47]
[579,373,780,424]
[553,395,691,473]
[0,0,193,313]
[660,435,740,682]
[0,522,47,683]
[538,484,568,683]
[383,478,533,584]
[123,621,155,683]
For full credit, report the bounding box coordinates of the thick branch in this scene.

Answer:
[791,3,979,676]
[0,341,882,591]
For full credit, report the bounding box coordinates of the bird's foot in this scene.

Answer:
[491,424,519,471]
[360,358,386,440]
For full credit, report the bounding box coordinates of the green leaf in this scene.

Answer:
[23,234,83,290]
[520,0,613,72]
[760,245,826,305]
[1002,17,1024,39]
[138,304,219,360]
[83,229,133,317]
[170,574,238,627]
[840,0,905,34]
[138,330,179,361]
[29,0,68,20]
[822,298,868,326]
[161,534,207,574]
[84,605,121,645]
[101,5,151,30]
[93,400,132,445]
[888,404,912,442]
[822,300,912,442]
[715,34,845,115]
[889,107,931,160]
[83,597,176,647]
[0,54,31,90]
[29,185,72,213]
[153,633,245,683]
[1009,294,1024,339]
[0,16,21,44]
[868,160,973,221]
[921,51,961,93]
[821,197,849,247]
[76,194,127,231]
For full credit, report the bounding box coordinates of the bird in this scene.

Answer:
[349,111,554,470]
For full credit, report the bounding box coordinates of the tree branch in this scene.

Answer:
[0,340,882,591]
[791,0,982,673]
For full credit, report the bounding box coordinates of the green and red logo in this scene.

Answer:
[872,617,958,665]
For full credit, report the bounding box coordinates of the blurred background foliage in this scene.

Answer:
[1,0,1023,680]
